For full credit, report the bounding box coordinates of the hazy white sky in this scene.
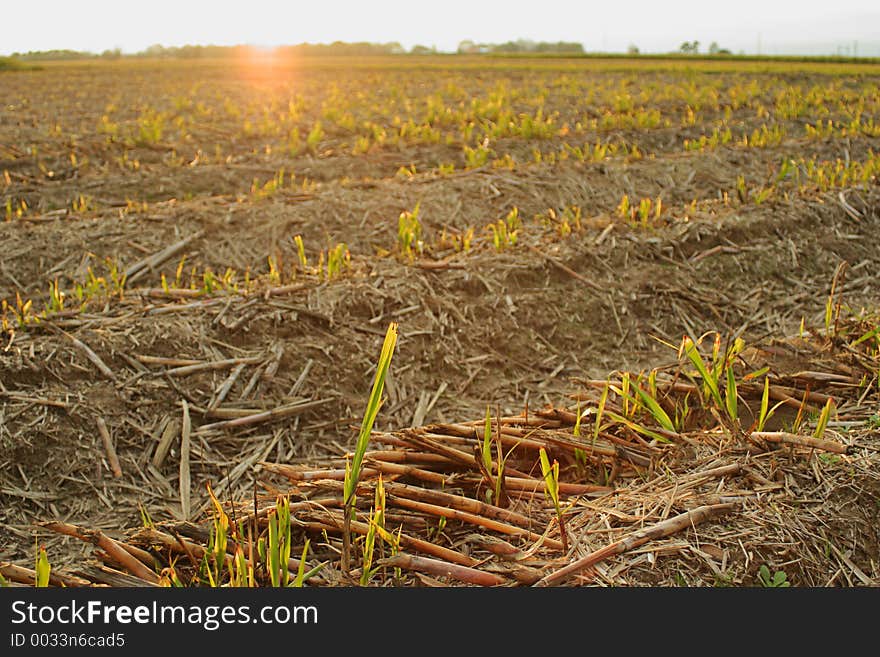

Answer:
[3,0,879,56]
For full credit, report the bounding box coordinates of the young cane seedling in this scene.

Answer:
[605,373,675,442]
[230,545,253,588]
[360,475,387,586]
[324,243,350,280]
[755,377,781,432]
[680,333,745,428]
[539,448,568,553]
[616,194,630,220]
[572,402,595,467]
[48,279,65,313]
[725,365,739,428]
[824,263,847,337]
[294,234,308,269]
[480,405,493,499]
[477,406,511,506]
[813,397,835,441]
[306,122,324,153]
[35,542,51,588]
[633,380,676,433]
[487,207,520,251]
[205,484,229,587]
[290,540,326,588]
[593,384,609,444]
[751,373,789,433]
[463,140,491,169]
[681,335,723,409]
[397,203,424,260]
[342,321,398,572]
[263,495,292,588]
[604,409,672,443]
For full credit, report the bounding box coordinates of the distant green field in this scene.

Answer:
[10,50,880,76]
[0,56,24,70]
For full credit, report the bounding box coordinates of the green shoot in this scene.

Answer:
[493,410,513,507]
[539,447,568,552]
[593,384,609,443]
[481,405,493,479]
[306,122,324,153]
[792,391,809,433]
[757,377,772,431]
[48,279,64,313]
[674,393,692,432]
[206,484,228,586]
[164,563,184,588]
[360,475,386,586]
[35,543,51,588]
[573,404,588,467]
[753,377,786,433]
[325,242,350,280]
[617,194,630,219]
[824,262,847,337]
[487,208,519,251]
[294,235,308,268]
[138,503,154,529]
[266,495,292,587]
[813,398,835,440]
[463,141,491,168]
[475,406,507,506]
[634,384,676,433]
[758,564,790,587]
[725,365,739,425]
[681,336,723,409]
[605,410,672,443]
[742,366,771,382]
[824,289,835,336]
[360,514,378,586]
[291,539,323,587]
[851,326,880,348]
[342,321,398,572]
[229,546,251,588]
[397,203,424,259]
[478,406,511,506]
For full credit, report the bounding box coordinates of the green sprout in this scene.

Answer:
[35,542,51,588]
[813,397,835,440]
[539,447,568,553]
[758,565,790,587]
[265,495,292,588]
[397,203,424,260]
[342,322,398,572]
[294,234,308,269]
[360,475,387,586]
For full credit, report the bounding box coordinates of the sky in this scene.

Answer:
[3,0,879,57]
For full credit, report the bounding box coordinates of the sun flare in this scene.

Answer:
[233,44,295,82]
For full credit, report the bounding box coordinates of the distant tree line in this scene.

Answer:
[6,40,582,59]
[457,39,584,54]
[10,41,420,61]
[8,40,876,63]
[9,49,98,61]
[138,42,409,58]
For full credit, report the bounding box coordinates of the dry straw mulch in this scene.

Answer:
[4,314,878,588]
